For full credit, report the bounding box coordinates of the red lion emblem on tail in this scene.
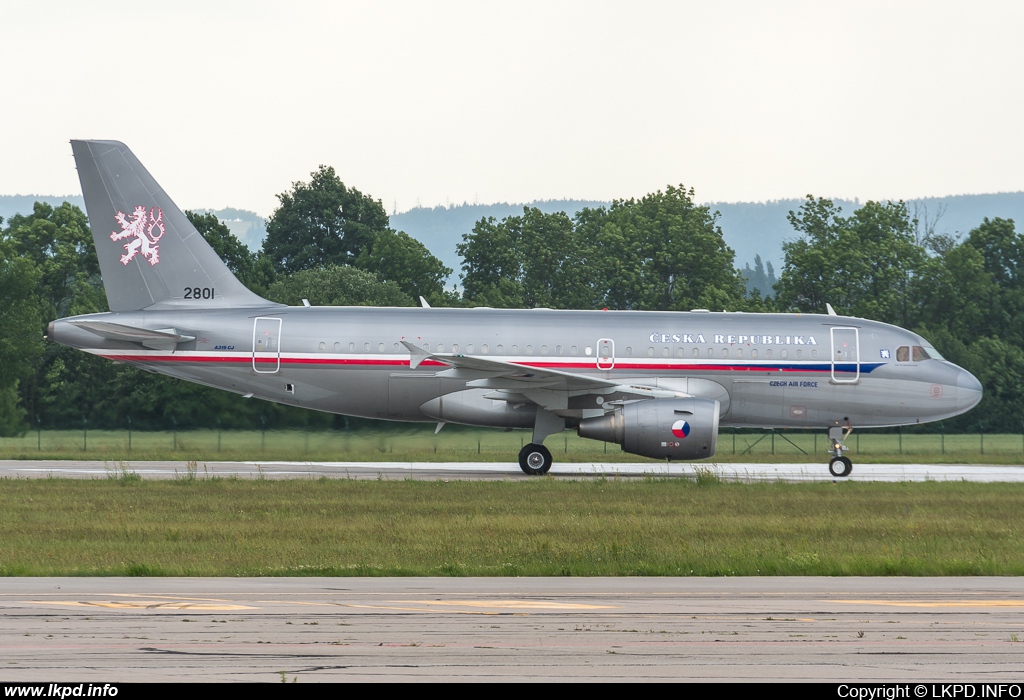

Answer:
[110,206,165,266]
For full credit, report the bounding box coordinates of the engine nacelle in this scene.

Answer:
[577,398,719,460]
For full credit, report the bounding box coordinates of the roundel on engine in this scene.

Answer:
[671,419,690,438]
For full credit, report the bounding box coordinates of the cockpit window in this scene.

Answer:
[897,345,939,362]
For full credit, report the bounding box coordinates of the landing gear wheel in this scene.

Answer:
[828,456,853,477]
[518,443,553,475]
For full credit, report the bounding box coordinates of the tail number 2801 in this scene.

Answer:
[184,287,215,300]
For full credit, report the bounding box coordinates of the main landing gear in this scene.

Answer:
[518,409,563,475]
[827,424,853,477]
[518,443,553,475]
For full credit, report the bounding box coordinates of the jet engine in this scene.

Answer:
[577,397,720,460]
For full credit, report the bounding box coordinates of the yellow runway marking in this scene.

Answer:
[397,600,617,610]
[26,601,256,610]
[830,600,1024,608]
[338,603,504,614]
[111,594,235,602]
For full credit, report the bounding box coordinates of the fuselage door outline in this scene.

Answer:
[253,317,283,374]
[830,326,860,384]
[596,338,615,370]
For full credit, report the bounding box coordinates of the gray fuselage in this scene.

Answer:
[50,306,983,431]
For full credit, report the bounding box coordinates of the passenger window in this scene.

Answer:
[676,347,684,358]
[736,348,743,359]
[570,345,578,356]
[482,344,489,354]
[392,343,400,352]
[796,349,802,359]
[437,343,445,352]
[811,349,817,359]
[913,346,930,361]
[721,348,729,358]
[625,347,632,357]
[467,344,474,353]
[647,347,655,357]
[363,342,370,352]
[781,349,788,359]
[897,346,909,362]
[751,349,758,359]
[378,343,385,352]
[585,346,593,356]
[319,342,326,351]
[555,345,562,355]
[525,345,533,355]
[766,349,773,359]
[707,348,714,357]
[662,347,669,358]
[452,343,460,353]
[422,343,429,351]
[692,348,699,358]
[496,344,503,354]
[511,345,518,354]
[349,342,355,352]
[540,345,548,355]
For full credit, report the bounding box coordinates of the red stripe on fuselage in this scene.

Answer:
[96,353,849,374]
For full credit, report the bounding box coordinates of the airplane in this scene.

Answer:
[47,140,983,477]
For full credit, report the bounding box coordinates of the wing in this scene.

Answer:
[401,341,681,412]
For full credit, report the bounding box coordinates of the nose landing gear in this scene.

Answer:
[827,424,853,477]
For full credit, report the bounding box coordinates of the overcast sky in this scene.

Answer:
[2,1,1023,217]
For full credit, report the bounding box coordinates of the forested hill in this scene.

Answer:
[5,192,1024,277]
[391,200,607,277]
[391,193,1024,278]
[0,196,266,253]
[0,195,85,221]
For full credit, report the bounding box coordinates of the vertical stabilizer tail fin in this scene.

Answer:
[71,140,275,311]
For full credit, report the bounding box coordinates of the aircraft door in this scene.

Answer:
[253,317,282,373]
[830,326,860,383]
[596,338,615,370]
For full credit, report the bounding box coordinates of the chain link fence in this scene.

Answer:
[1,419,1021,462]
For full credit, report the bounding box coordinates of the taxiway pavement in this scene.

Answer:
[2,459,1024,482]
[2,577,1023,682]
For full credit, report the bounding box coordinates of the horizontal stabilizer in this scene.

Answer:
[68,320,194,351]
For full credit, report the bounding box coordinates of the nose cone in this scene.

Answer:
[957,368,983,413]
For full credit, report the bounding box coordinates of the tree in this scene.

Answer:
[458,208,592,309]
[265,265,413,307]
[356,228,453,304]
[457,187,745,312]
[263,166,389,274]
[911,243,999,344]
[186,210,275,294]
[0,245,42,434]
[742,254,777,299]
[1,203,98,435]
[2,201,104,319]
[965,217,1023,287]
[775,197,924,325]
[584,186,746,311]
[962,218,1024,343]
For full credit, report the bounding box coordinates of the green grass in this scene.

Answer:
[2,427,1022,463]
[1,477,1022,576]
